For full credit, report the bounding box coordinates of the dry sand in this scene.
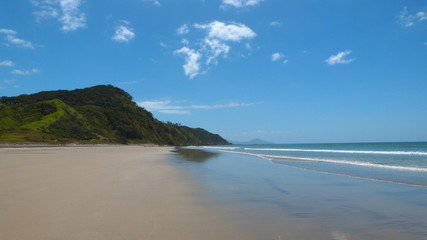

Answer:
[0,146,247,240]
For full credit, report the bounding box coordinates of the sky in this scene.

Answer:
[0,0,426,144]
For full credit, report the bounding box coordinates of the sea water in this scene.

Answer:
[200,142,427,187]
[172,143,427,239]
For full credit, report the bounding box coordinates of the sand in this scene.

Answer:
[0,146,247,240]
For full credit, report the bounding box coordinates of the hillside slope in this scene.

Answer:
[0,85,229,145]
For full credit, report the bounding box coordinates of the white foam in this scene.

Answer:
[220,150,427,172]
[202,146,241,150]
[244,148,427,156]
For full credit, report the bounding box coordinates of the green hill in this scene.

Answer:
[0,85,230,145]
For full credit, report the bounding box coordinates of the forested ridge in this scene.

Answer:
[0,85,230,145]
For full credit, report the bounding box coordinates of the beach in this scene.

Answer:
[1,145,426,240]
[0,146,247,240]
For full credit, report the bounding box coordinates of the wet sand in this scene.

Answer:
[0,146,247,240]
[3,146,425,240]
[171,148,427,240]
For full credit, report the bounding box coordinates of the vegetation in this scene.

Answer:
[0,85,230,145]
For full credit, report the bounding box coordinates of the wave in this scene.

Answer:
[220,150,427,173]
[263,154,427,172]
[244,148,427,156]
[202,146,242,150]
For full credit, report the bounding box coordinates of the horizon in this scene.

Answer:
[1,0,426,143]
[230,139,427,145]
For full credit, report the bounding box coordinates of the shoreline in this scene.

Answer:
[0,146,248,240]
[0,143,165,148]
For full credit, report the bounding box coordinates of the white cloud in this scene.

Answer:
[181,38,190,45]
[59,0,86,31]
[159,42,167,47]
[271,52,283,61]
[143,0,160,6]
[0,29,16,35]
[174,47,201,78]
[112,21,135,43]
[175,21,256,78]
[31,0,86,32]
[11,68,39,75]
[3,79,16,84]
[221,0,264,8]
[325,50,355,65]
[138,99,252,115]
[2,79,19,89]
[272,52,288,64]
[194,21,256,42]
[0,60,14,67]
[138,100,190,115]
[203,38,230,64]
[398,7,427,27]
[191,102,253,109]
[32,0,59,21]
[0,29,35,49]
[270,21,281,26]
[177,24,189,35]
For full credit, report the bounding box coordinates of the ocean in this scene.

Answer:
[172,142,427,239]
[200,142,427,187]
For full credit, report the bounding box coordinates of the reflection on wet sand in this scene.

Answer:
[172,148,219,163]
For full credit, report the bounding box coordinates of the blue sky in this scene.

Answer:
[1,0,426,143]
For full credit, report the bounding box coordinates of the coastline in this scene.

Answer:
[0,145,248,240]
[171,148,427,240]
[2,145,425,240]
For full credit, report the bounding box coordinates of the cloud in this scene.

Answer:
[0,60,14,67]
[332,231,349,240]
[2,79,19,89]
[271,52,283,61]
[159,42,167,47]
[398,7,427,27]
[175,21,256,78]
[174,47,201,78]
[270,21,281,26]
[194,21,256,42]
[0,29,35,49]
[143,0,160,6]
[203,38,230,64]
[31,0,86,32]
[221,0,264,8]
[3,79,16,84]
[32,0,59,21]
[11,68,39,75]
[181,38,190,45]
[59,0,86,31]
[112,21,135,43]
[138,99,253,115]
[177,24,189,35]
[272,52,288,64]
[325,50,355,65]
[138,100,190,115]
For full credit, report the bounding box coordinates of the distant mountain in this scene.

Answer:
[232,138,274,145]
[0,85,230,145]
